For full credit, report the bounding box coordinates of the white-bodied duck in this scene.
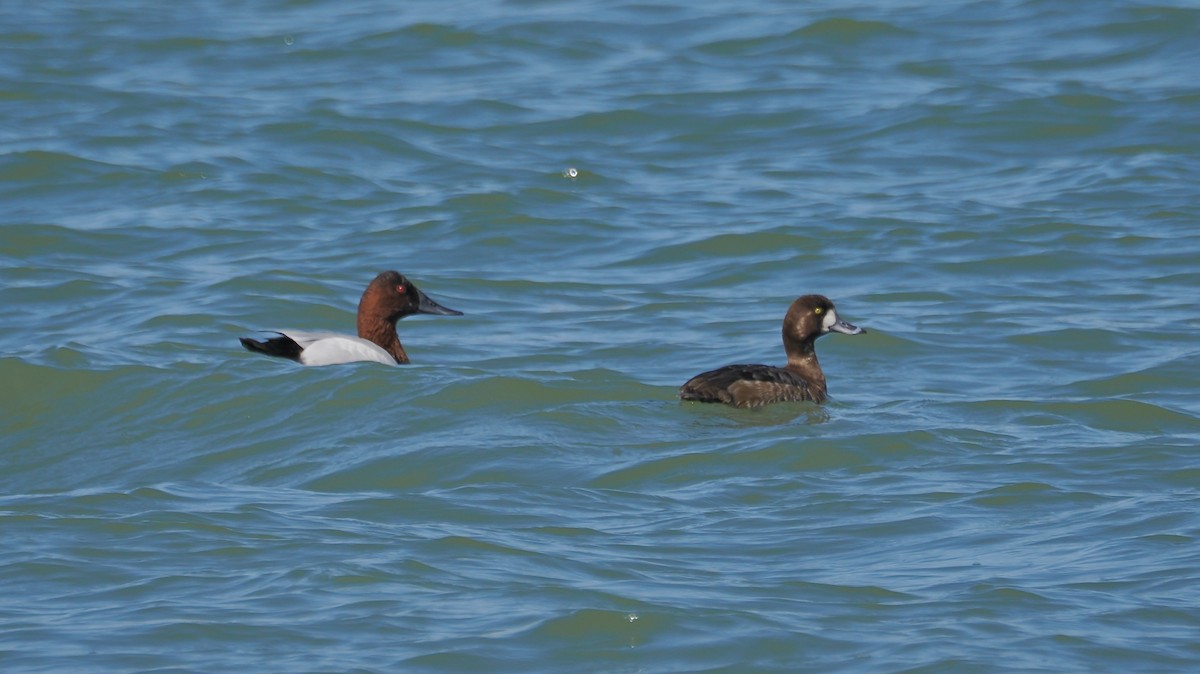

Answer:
[240,271,461,366]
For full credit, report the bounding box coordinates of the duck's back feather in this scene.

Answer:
[296,334,396,366]
[278,330,352,349]
[679,364,822,408]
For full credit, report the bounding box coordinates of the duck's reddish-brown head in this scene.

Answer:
[359,271,463,325]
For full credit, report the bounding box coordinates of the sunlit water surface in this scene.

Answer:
[2,1,1199,672]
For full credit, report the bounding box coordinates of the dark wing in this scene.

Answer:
[679,364,821,408]
[239,333,303,362]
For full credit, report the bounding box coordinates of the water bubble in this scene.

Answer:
[626,612,639,623]
[562,167,578,179]
[283,35,295,46]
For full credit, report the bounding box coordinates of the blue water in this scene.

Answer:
[2,1,1199,672]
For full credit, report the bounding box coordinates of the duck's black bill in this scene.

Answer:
[416,288,463,316]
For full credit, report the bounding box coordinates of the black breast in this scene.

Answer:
[678,364,823,409]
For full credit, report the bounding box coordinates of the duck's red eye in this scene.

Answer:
[396,285,406,294]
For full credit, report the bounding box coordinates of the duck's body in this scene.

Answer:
[240,271,461,366]
[679,363,827,407]
[241,330,400,366]
[679,294,864,409]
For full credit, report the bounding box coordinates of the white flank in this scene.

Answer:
[276,332,397,366]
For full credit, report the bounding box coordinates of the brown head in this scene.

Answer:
[356,271,462,363]
[781,294,865,391]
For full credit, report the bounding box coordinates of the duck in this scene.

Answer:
[679,294,864,408]
[239,271,462,366]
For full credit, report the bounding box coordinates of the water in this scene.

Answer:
[2,1,1199,671]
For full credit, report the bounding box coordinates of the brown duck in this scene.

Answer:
[679,294,865,408]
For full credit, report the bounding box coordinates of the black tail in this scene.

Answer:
[240,334,303,362]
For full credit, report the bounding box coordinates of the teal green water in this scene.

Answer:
[3,1,1199,672]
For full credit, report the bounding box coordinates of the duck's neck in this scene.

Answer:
[784,337,827,401]
[359,316,409,364]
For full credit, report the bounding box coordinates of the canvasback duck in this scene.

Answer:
[679,294,865,408]
[239,271,461,366]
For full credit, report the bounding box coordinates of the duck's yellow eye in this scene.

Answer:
[814,307,823,315]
